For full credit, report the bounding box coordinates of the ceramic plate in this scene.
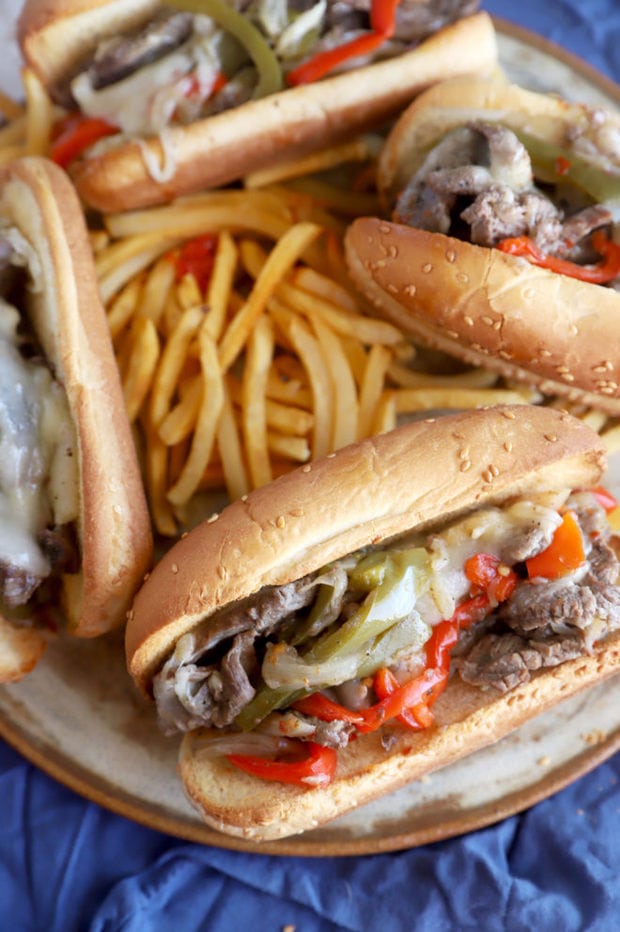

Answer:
[0,20,619,856]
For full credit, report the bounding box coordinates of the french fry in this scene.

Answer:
[358,344,393,440]
[150,305,204,428]
[23,68,54,156]
[310,314,358,450]
[217,377,250,501]
[242,314,274,489]
[218,222,322,371]
[123,316,160,423]
[98,234,183,304]
[392,386,542,414]
[244,135,382,188]
[285,315,333,459]
[267,432,311,462]
[277,279,403,345]
[159,375,202,446]
[137,254,176,325]
[107,276,143,341]
[387,360,499,389]
[204,232,238,341]
[167,325,224,507]
[145,430,177,537]
[372,391,398,435]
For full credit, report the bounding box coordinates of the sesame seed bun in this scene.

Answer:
[18,3,498,211]
[0,157,152,663]
[344,77,620,415]
[125,405,618,839]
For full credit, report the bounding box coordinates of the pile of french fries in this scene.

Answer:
[94,176,544,536]
[2,69,620,540]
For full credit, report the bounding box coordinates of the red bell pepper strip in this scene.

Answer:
[373,667,433,729]
[286,30,388,86]
[50,114,119,169]
[525,510,585,580]
[464,553,518,604]
[591,486,619,513]
[370,0,401,36]
[496,230,620,284]
[292,693,365,725]
[226,740,337,787]
[175,233,218,292]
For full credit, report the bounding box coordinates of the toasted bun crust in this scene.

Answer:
[345,218,620,414]
[343,76,620,414]
[126,405,606,694]
[19,5,497,212]
[1,157,153,639]
[179,629,620,840]
[17,0,160,89]
[376,74,617,206]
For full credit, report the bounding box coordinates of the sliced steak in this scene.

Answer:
[458,630,583,693]
[88,11,194,90]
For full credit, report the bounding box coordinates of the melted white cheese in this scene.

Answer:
[0,296,78,583]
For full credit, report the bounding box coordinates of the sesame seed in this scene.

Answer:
[540,349,552,358]
[501,410,516,419]
[143,572,150,581]
[422,263,433,273]
[424,417,436,423]
[276,516,286,529]
[241,494,248,502]
[387,245,398,259]
[482,468,494,482]
[460,459,472,472]
[504,440,513,452]
[171,563,179,574]
[561,373,575,382]
[544,433,558,442]
[489,464,500,477]
[463,315,474,327]
[217,565,228,580]
[302,464,312,473]
[404,284,417,297]
[379,223,391,235]
[556,365,570,375]
[387,283,398,294]
[181,531,188,539]
[207,512,219,523]
[482,315,494,326]
[127,609,134,621]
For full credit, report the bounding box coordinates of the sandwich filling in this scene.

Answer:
[0,231,79,622]
[154,487,620,782]
[49,0,479,169]
[392,116,620,286]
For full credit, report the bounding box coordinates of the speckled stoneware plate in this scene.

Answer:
[0,19,619,856]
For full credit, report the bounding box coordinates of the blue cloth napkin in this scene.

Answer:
[1,3,619,930]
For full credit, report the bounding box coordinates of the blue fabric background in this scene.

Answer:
[2,3,620,930]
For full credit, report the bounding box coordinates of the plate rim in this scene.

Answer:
[1,18,620,858]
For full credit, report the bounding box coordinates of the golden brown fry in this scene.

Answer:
[167,325,224,507]
[123,317,160,423]
[145,429,177,537]
[242,314,274,489]
[267,432,311,462]
[150,305,204,428]
[107,276,143,341]
[159,375,202,446]
[217,377,250,501]
[387,361,499,389]
[392,386,542,414]
[137,255,176,325]
[286,316,333,459]
[358,344,393,440]
[97,234,183,304]
[244,135,382,188]
[23,68,54,156]
[218,222,322,371]
[310,314,358,450]
[204,232,237,341]
[371,391,398,435]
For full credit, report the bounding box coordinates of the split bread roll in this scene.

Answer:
[17,3,498,211]
[126,405,620,840]
[0,157,152,681]
[345,76,620,415]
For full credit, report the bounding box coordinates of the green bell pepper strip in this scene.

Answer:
[513,129,620,203]
[168,0,284,98]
